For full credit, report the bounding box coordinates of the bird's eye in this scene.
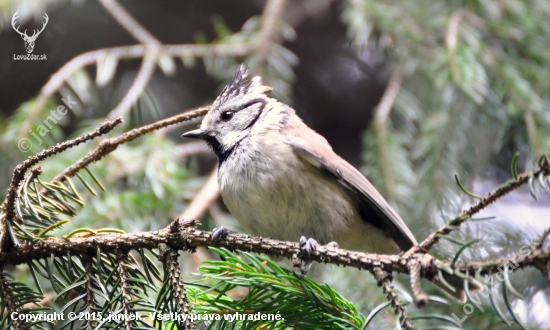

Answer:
[220,111,234,122]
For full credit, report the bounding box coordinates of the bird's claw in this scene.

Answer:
[293,236,318,278]
[211,226,235,243]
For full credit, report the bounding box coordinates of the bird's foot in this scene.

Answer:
[211,226,236,243]
[293,236,318,278]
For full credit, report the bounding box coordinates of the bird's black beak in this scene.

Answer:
[181,129,207,139]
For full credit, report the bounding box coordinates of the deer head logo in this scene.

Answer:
[12,11,49,54]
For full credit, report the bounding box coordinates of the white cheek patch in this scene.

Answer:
[222,131,247,147]
[251,101,286,132]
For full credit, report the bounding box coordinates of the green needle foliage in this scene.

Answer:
[345,0,550,239]
[188,248,365,330]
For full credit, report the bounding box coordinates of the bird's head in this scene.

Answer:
[182,65,287,163]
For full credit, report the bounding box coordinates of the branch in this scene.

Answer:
[98,0,160,121]
[98,0,163,120]
[1,218,548,280]
[21,0,291,138]
[21,43,253,139]
[536,227,550,249]
[179,168,219,220]
[534,228,550,277]
[116,252,133,330]
[372,267,413,329]
[2,156,547,280]
[106,55,157,120]
[0,271,22,330]
[409,258,428,306]
[0,219,401,269]
[458,226,550,276]
[251,0,289,76]
[523,109,541,157]
[0,216,548,330]
[1,118,122,249]
[372,71,403,202]
[83,255,97,330]
[159,244,195,330]
[98,0,161,46]
[415,155,550,253]
[49,107,209,185]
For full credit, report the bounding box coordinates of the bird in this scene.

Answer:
[182,64,480,302]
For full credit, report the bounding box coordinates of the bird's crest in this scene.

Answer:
[213,64,273,108]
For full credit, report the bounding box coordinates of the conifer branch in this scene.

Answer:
[83,255,97,330]
[1,118,122,250]
[1,218,549,283]
[0,271,22,330]
[98,0,161,46]
[416,155,550,253]
[49,107,209,185]
[117,252,134,330]
[372,267,413,329]
[409,258,428,307]
[159,246,195,330]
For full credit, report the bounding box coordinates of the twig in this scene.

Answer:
[416,156,550,253]
[458,242,550,276]
[534,227,550,276]
[536,227,550,249]
[49,107,209,185]
[372,267,413,329]
[445,10,487,85]
[157,104,211,136]
[446,10,463,84]
[100,0,160,120]
[116,252,133,330]
[0,271,22,330]
[1,118,122,246]
[159,245,195,330]
[373,72,403,202]
[106,56,157,119]
[374,73,403,124]
[83,255,97,330]
[21,43,254,139]
[98,0,161,46]
[179,168,219,220]
[251,0,289,76]
[409,259,428,307]
[523,109,541,156]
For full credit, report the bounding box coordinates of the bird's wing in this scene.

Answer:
[286,130,417,251]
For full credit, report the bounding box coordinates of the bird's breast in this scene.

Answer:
[218,136,355,244]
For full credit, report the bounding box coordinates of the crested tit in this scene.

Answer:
[182,65,480,301]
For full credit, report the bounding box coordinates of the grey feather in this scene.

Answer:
[287,139,417,251]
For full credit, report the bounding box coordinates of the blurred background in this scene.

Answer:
[0,0,549,328]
